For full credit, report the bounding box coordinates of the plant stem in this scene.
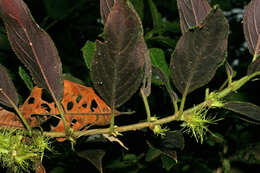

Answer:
[178,89,188,118]
[140,88,151,122]
[173,101,179,114]
[109,108,115,134]
[218,79,228,91]
[44,113,179,138]
[53,99,69,134]
[0,90,32,136]
[43,73,260,139]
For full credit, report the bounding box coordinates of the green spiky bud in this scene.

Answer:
[180,107,222,144]
[0,129,51,172]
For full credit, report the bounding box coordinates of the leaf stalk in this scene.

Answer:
[140,88,151,122]
[0,90,32,136]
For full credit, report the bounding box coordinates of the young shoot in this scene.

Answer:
[150,116,169,136]
[180,107,223,144]
[0,129,51,173]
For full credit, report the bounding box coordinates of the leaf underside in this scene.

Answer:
[0,64,19,107]
[0,0,64,101]
[177,0,211,34]
[91,0,145,108]
[243,0,260,58]
[223,101,260,122]
[170,7,229,95]
[142,45,152,97]
[248,58,260,75]
[100,0,115,24]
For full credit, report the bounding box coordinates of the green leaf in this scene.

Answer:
[81,40,96,70]
[91,0,146,108]
[62,73,84,85]
[130,0,144,20]
[222,159,231,173]
[123,154,137,161]
[150,48,170,79]
[146,35,177,48]
[148,0,162,30]
[106,160,128,169]
[0,28,10,50]
[145,147,162,162]
[223,101,260,123]
[77,149,105,173]
[106,153,143,171]
[230,142,260,164]
[170,7,229,95]
[163,21,181,34]
[44,0,71,20]
[19,66,33,91]
[161,154,176,171]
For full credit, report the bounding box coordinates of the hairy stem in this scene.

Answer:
[109,108,115,134]
[43,73,260,139]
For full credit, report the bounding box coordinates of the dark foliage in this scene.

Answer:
[0,0,260,173]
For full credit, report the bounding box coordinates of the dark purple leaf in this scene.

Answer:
[177,0,211,34]
[170,7,229,95]
[160,131,185,152]
[0,0,64,101]
[225,62,234,79]
[248,57,260,75]
[223,101,260,122]
[77,149,105,173]
[243,0,260,58]
[100,0,115,24]
[92,0,145,108]
[141,45,152,97]
[0,64,18,107]
[146,131,184,163]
